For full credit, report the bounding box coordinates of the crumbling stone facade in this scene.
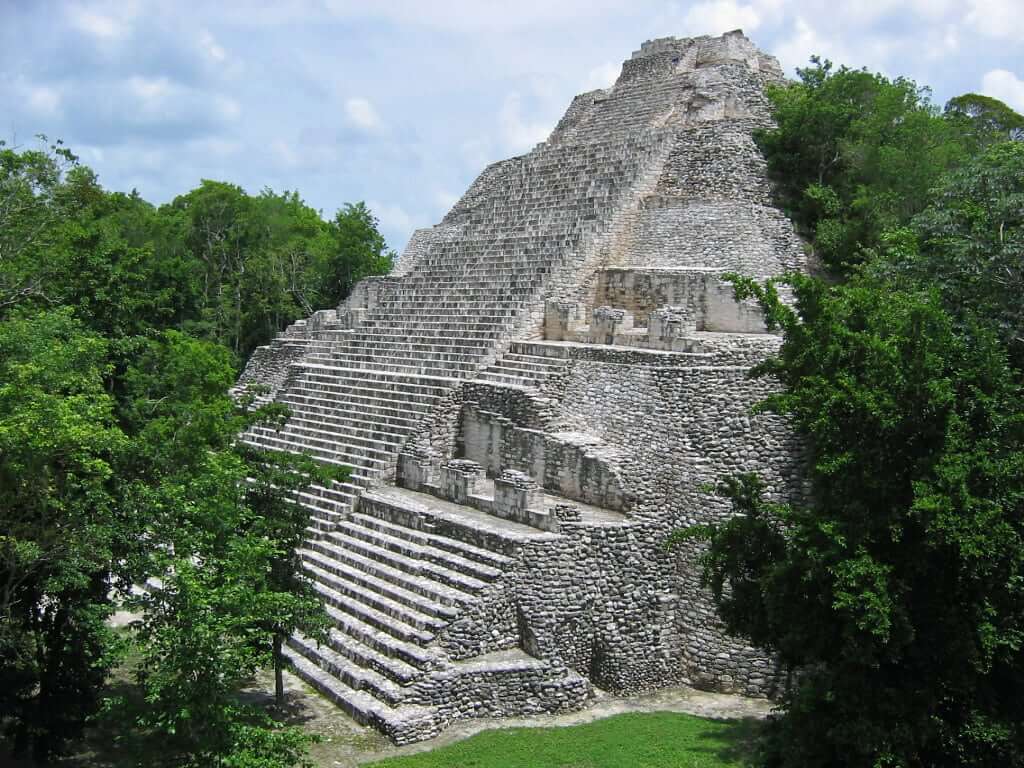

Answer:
[236,30,806,743]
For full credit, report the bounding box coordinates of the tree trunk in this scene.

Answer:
[273,632,284,708]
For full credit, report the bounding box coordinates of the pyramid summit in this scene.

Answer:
[236,29,806,742]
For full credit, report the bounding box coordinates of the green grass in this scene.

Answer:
[365,712,759,768]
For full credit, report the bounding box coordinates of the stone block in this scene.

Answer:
[307,309,339,330]
[589,306,633,345]
[551,503,583,523]
[544,300,581,341]
[493,469,542,522]
[397,451,433,491]
[337,307,367,329]
[439,459,483,505]
[648,306,695,348]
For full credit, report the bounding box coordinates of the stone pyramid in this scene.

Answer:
[235,29,807,743]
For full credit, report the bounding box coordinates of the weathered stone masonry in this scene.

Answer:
[236,30,807,743]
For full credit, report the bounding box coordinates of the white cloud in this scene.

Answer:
[771,16,826,75]
[216,97,241,121]
[681,0,761,35]
[583,61,620,91]
[498,92,552,153]
[27,86,62,116]
[965,0,1023,42]
[271,139,299,168]
[770,14,896,76]
[434,189,460,212]
[199,29,226,62]
[68,4,131,40]
[188,137,242,157]
[322,0,630,32]
[981,69,1024,113]
[344,97,384,133]
[460,136,495,174]
[128,76,171,104]
[367,199,427,248]
[942,24,959,54]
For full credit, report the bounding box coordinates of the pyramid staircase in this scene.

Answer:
[235,30,798,741]
[234,134,673,740]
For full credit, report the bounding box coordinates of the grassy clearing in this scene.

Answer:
[366,711,759,768]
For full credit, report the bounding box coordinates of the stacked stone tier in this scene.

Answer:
[279,487,589,743]
[234,30,801,743]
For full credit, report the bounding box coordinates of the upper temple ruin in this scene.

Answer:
[235,29,807,743]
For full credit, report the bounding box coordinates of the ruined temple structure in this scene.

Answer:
[235,30,807,743]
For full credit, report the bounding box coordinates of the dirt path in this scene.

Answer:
[251,669,774,767]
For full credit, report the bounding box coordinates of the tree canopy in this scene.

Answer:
[755,58,1021,274]
[0,139,385,765]
[683,67,1024,768]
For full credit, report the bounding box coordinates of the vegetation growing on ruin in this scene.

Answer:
[687,78,1024,767]
[756,58,1022,274]
[2,48,1023,768]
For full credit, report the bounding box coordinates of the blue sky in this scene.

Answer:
[3,1,1023,252]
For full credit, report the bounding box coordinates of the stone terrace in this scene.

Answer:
[235,30,807,743]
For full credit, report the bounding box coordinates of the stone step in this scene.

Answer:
[348,507,515,571]
[343,338,492,354]
[286,384,443,414]
[323,345,489,364]
[279,392,429,428]
[310,531,486,599]
[287,632,405,706]
[508,341,574,359]
[240,433,390,472]
[495,353,569,372]
[303,479,373,508]
[346,329,496,343]
[393,271,546,283]
[367,301,522,312]
[249,423,397,459]
[360,487,557,555]
[321,622,422,686]
[282,643,441,744]
[301,551,457,625]
[321,601,437,670]
[306,564,439,643]
[376,293,522,305]
[306,538,477,612]
[354,319,505,335]
[297,492,355,526]
[357,318,508,334]
[298,366,456,394]
[306,353,481,376]
[362,305,512,318]
[284,386,435,418]
[275,413,408,446]
[303,481,360,506]
[331,515,505,583]
[475,371,540,389]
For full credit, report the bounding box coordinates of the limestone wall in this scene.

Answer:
[546,360,804,693]
[459,405,630,512]
[595,268,768,332]
[238,30,812,735]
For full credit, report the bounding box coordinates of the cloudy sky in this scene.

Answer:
[3,1,1022,251]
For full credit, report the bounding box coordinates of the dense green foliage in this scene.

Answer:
[4,52,1023,768]
[0,138,394,359]
[682,85,1024,767]
[756,59,1020,273]
[0,138,385,765]
[366,712,757,768]
[0,311,131,762]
